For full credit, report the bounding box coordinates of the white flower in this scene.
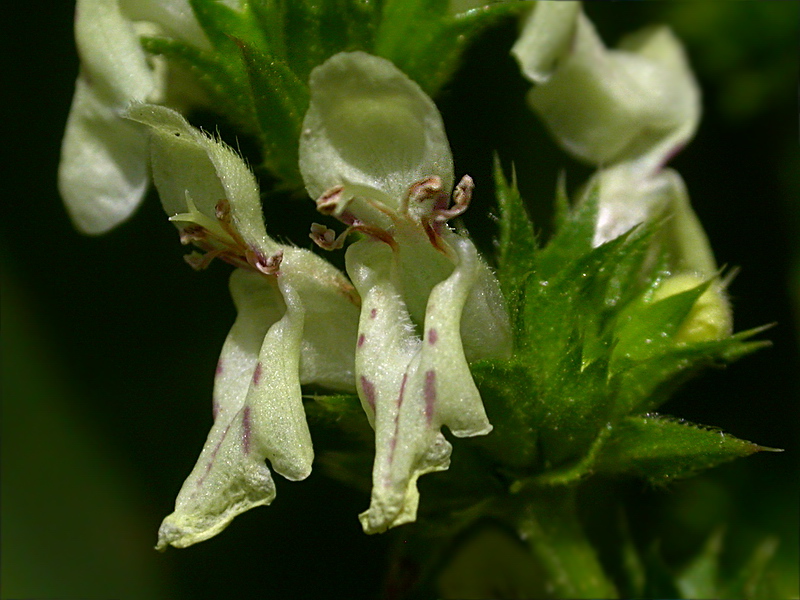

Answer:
[512,1,717,276]
[125,104,360,549]
[299,52,512,533]
[59,0,208,235]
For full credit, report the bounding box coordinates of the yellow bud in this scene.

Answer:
[652,273,733,343]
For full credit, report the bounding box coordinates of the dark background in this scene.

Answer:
[3,2,798,598]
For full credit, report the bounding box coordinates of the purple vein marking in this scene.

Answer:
[242,407,252,455]
[215,359,224,375]
[358,333,366,348]
[196,421,233,489]
[388,373,409,471]
[427,328,438,345]
[370,308,378,319]
[252,362,262,386]
[360,376,376,411]
[424,370,436,425]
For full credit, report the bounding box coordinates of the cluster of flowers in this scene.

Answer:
[60,0,728,549]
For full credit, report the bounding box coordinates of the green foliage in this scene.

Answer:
[375,0,530,97]
[477,161,771,488]
[595,415,768,483]
[305,162,774,597]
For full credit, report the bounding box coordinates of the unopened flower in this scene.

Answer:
[299,52,512,533]
[60,0,208,234]
[126,104,360,549]
[651,273,733,343]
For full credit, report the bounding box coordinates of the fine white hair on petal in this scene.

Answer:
[125,103,281,257]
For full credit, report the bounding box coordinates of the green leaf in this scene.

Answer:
[595,415,770,483]
[516,487,619,599]
[303,394,374,492]
[376,0,526,96]
[536,352,613,467]
[238,42,308,188]
[436,525,548,600]
[304,393,372,444]
[251,0,289,62]
[534,178,599,280]
[471,360,539,470]
[519,226,636,365]
[617,511,647,599]
[281,0,381,82]
[493,156,538,328]
[190,0,271,55]
[612,335,769,415]
[613,279,713,363]
[641,542,683,599]
[141,36,256,131]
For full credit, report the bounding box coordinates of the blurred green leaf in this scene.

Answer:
[722,536,781,600]
[190,0,271,55]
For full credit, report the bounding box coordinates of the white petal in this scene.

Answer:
[126,104,280,255]
[346,236,500,533]
[75,0,160,105]
[242,273,313,481]
[657,170,717,276]
[281,248,361,392]
[59,76,150,234]
[121,0,210,50]
[156,268,283,550]
[460,248,514,363]
[590,164,716,275]
[347,239,452,534]
[391,225,513,362]
[417,234,492,437]
[514,6,699,169]
[214,269,286,422]
[299,52,454,211]
[511,0,581,84]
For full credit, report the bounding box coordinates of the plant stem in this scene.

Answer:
[516,486,618,599]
